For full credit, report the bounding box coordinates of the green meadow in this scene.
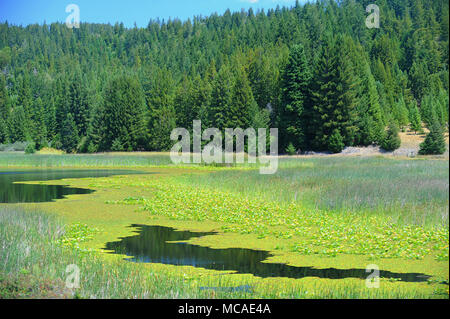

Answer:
[0,153,448,299]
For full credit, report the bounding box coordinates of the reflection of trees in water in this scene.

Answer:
[0,183,92,203]
[106,225,432,283]
[0,170,143,203]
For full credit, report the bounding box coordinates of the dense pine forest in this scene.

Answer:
[0,0,448,154]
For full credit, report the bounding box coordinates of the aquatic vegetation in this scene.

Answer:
[57,223,100,253]
[0,207,255,299]
[177,157,449,227]
[107,176,449,261]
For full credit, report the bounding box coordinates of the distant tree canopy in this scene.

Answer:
[0,0,448,153]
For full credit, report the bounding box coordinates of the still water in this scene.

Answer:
[105,224,432,282]
[0,169,141,203]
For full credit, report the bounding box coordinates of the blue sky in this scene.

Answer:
[0,0,300,28]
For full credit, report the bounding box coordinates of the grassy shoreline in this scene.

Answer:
[0,207,257,299]
[1,207,447,299]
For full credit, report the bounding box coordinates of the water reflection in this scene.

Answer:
[0,170,143,203]
[105,225,432,282]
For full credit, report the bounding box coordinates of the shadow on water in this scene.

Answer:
[0,170,145,203]
[105,224,432,282]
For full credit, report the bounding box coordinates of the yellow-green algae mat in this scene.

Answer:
[14,168,450,298]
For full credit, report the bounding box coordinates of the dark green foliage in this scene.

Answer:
[111,138,125,152]
[8,106,29,142]
[0,0,447,153]
[148,104,177,151]
[61,113,79,153]
[67,80,90,138]
[354,56,385,146]
[0,116,8,144]
[102,76,147,151]
[409,101,423,134]
[419,121,447,155]
[0,76,8,143]
[0,75,8,120]
[381,123,402,152]
[279,44,311,150]
[393,96,410,131]
[307,35,358,151]
[0,46,11,69]
[85,104,105,153]
[328,129,345,154]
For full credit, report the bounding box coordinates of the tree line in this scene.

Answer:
[0,0,448,154]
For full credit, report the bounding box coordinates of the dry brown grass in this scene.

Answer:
[399,126,450,149]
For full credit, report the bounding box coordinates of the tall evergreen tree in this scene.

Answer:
[31,97,47,148]
[409,101,423,134]
[0,75,8,120]
[85,103,105,153]
[279,44,312,150]
[0,75,9,143]
[393,96,410,130]
[8,106,29,142]
[61,113,79,153]
[67,80,90,137]
[209,64,234,131]
[102,75,147,151]
[308,35,358,151]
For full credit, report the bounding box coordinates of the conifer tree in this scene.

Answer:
[354,63,385,146]
[31,97,47,149]
[279,44,312,150]
[308,35,357,151]
[393,96,410,131]
[409,101,423,134]
[381,123,401,151]
[8,106,29,142]
[0,75,8,120]
[328,129,345,154]
[0,75,9,143]
[230,67,258,130]
[210,65,234,132]
[85,103,105,153]
[0,116,7,143]
[61,113,79,153]
[419,120,447,155]
[103,76,147,151]
[67,80,90,137]
[148,104,177,151]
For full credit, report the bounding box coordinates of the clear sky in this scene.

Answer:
[0,0,300,28]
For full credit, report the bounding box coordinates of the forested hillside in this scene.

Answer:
[0,0,448,153]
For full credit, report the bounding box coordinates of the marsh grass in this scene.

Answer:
[176,157,449,227]
[0,152,263,170]
[0,207,254,299]
[0,153,174,168]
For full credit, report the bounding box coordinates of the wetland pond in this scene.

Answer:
[105,224,432,282]
[0,169,434,283]
[0,169,142,203]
